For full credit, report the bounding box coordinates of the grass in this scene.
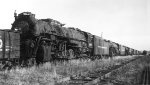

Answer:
[101,55,150,85]
[55,56,135,77]
[0,66,58,85]
[0,55,137,85]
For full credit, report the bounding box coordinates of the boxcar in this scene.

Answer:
[119,45,126,55]
[93,35,110,56]
[125,47,130,55]
[134,49,137,55]
[93,35,103,55]
[128,48,132,55]
[0,30,20,62]
[103,39,110,55]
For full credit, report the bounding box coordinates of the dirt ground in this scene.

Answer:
[97,55,150,85]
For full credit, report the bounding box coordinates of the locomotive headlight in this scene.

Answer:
[89,43,92,47]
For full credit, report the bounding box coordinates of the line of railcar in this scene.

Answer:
[0,12,141,68]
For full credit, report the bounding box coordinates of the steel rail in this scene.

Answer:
[56,55,143,85]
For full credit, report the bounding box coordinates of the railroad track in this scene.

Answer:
[55,56,142,85]
[139,66,150,85]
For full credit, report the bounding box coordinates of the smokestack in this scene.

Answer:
[14,10,17,20]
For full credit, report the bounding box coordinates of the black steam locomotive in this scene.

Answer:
[0,12,140,68]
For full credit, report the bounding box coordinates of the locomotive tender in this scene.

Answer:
[0,12,140,67]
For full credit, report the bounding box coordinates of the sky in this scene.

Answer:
[0,0,150,51]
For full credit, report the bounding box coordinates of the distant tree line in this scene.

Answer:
[142,50,148,55]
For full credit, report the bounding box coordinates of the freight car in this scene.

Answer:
[0,30,20,69]
[0,12,141,69]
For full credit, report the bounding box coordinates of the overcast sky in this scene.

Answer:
[0,0,150,51]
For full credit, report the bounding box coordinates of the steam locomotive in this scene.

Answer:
[0,12,140,68]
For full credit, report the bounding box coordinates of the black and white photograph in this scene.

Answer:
[0,0,149,85]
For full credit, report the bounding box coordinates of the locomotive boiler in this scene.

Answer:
[11,12,91,64]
